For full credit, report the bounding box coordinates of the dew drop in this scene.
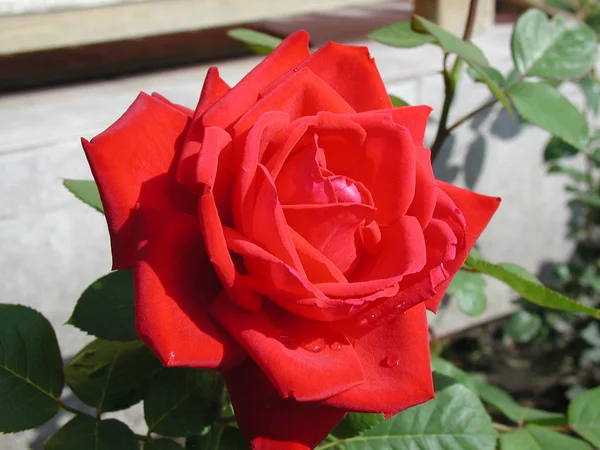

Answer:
[369,313,376,320]
[303,338,326,353]
[169,351,176,359]
[329,343,342,351]
[293,67,300,72]
[385,354,400,368]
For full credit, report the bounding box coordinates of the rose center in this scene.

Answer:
[328,175,362,204]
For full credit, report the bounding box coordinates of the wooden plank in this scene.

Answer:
[0,1,411,92]
[0,0,390,55]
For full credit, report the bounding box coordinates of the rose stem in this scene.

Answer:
[430,0,480,162]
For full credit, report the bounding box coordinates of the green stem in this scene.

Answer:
[493,422,514,432]
[57,399,92,417]
[430,0,480,161]
[446,99,498,135]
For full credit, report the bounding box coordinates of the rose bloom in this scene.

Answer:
[83,31,499,449]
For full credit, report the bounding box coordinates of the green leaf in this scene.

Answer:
[504,69,522,89]
[509,82,589,151]
[227,28,282,55]
[411,15,489,67]
[569,387,600,446]
[389,94,409,107]
[475,381,564,424]
[369,22,436,48]
[144,368,217,437]
[573,194,600,208]
[186,427,247,450]
[497,263,542,285]
[146,439,184,450]
[332,413,385,438]
[430,357,478,394]
[0,304,63,433]
[545,0,577,13]
[63,179,103,213]
[447,270,488,317]
[501,426,592,450]
[504,310,543,344]
[466,63,513,114]
[467,65,505,87]
[511,9,596,78]
[65,339,162,412]
[544,136,580,162]
[466,256,600,318]
[319,375,497,450]
[45,416,139,450]
[68,270,137,342]
[549,165,590,183]
[580,75,600,114]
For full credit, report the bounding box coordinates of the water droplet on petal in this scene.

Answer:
[385,354,400,368]
[303,338,326,353]
[370,313,376,320]
[293,67,300,72]
[330,343,342,351]
[169,351,176,359]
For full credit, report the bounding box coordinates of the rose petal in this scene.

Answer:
[323,303,434,415]
[275,139,338,205]
[351,215,427,283]
[82,92,195,269]
[223,226,325,307]
[150,92,194,117]
[299,41,392,112]
[177,67,231,191]
[203,31,310,130]
[406,147,437,228]
[240,165,305,275]
[199,193,263,311]
[351,105,432,147]
[180,31,309,193]
[212,294,365,402]
[320,113,417,226]
[196,67,232,117]
[232,67,355,140]
[134,207,246,370]
[424,182,501,312]
[224,359,346,450]
[283,202,376,274]
[265,113,367,180]
[288,227,347,284]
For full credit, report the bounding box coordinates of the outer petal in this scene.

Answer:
[298,41,392,112]
[425,182,501,312]
[177,67,231,190]
[406,147,437,228]
[352,105,432,147]
[150,92,194,117]
[225,360,346,450]
[203,30,310,129]
[134,207,246,370]
[322,303,434,415]
[180,31,309,193]
[82,92,195,269]
[212,294,365,402]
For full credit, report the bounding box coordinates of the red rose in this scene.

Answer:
[83,31,499,449]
